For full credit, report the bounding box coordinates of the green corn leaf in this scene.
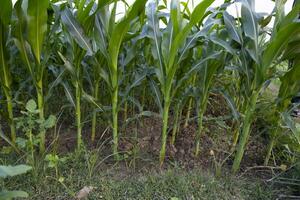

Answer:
[108,0,147,73]
[210,36,236,55]
[94,14,109,58]
[220,90,240,120]
[240,0,257,41]
[62,82,76,108]
[146,1,164,85]
[0,25,11,89]
[277,3,300,30]
[240,0,258,61]
[0,0,12,91]
[14,0,34,77]
[223,11,242,44]
[170,0,181,37]
[277,59,300,111]
[173,52,222,95]
[281,112,300,144]
[168,0,214,71]
[82,91,104,111]
[61,9,93,55]
[97,0,114,10]
[149,79,163,115]
[27,0,49,63]
[262,23,300,69]
[77,0,95,25]
[0,0,12,25]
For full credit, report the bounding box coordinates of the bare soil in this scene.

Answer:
[46,94,269,177]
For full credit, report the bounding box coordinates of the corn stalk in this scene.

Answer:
[13,0,49,153]
[147,0,215,165]
[225,0,300,173]
[0,1,16,144]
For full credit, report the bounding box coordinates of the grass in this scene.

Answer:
[3,152,274,200]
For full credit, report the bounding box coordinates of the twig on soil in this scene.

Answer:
[266,163,297,182]
[238,165,284,178]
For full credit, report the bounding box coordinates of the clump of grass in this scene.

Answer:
[4,154,274,200]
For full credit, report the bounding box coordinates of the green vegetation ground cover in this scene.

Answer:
[3,154,274,200]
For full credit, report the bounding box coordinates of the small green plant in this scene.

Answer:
[209,150,232,178]
[0,164,32,200]
[45,153,67,179]
[16,99,56,165]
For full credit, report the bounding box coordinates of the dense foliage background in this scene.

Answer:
[1,0,300,199]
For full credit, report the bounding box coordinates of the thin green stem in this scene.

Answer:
[6,92,16,144]
[231,120,240,150]
[28,129,34,166]
[195,93,209,156]
[171,103,180,145]
[36,80,45,153]
[184,75,196,128]
[159,97,170,166]
[184,97,193,128]
[195,111,204,156]
[232,91,259,173]
[75,83,82,149]
[112,86,119,160]
[91,81,99,142]
[264,134,276,166]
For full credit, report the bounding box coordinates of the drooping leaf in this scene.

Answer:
[223,11,242,44]
[220,90,240,120]
[149,79,163,115]
[0,165,32,178]
[262,23,300,69]
[0,191,29,200]
[210,36,235,55]
[60,8,93,55]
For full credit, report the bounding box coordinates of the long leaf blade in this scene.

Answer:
[27,0,49,63]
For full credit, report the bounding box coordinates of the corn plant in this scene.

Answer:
[264,2,300,164]
[13,0,49,153]
[194,55,224,156]
[57,0,96,149]
[263,62,300,165]
[92,0,147,158]
[0,0,16,144]
[223,0,300,173]
[146,0,215,164]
